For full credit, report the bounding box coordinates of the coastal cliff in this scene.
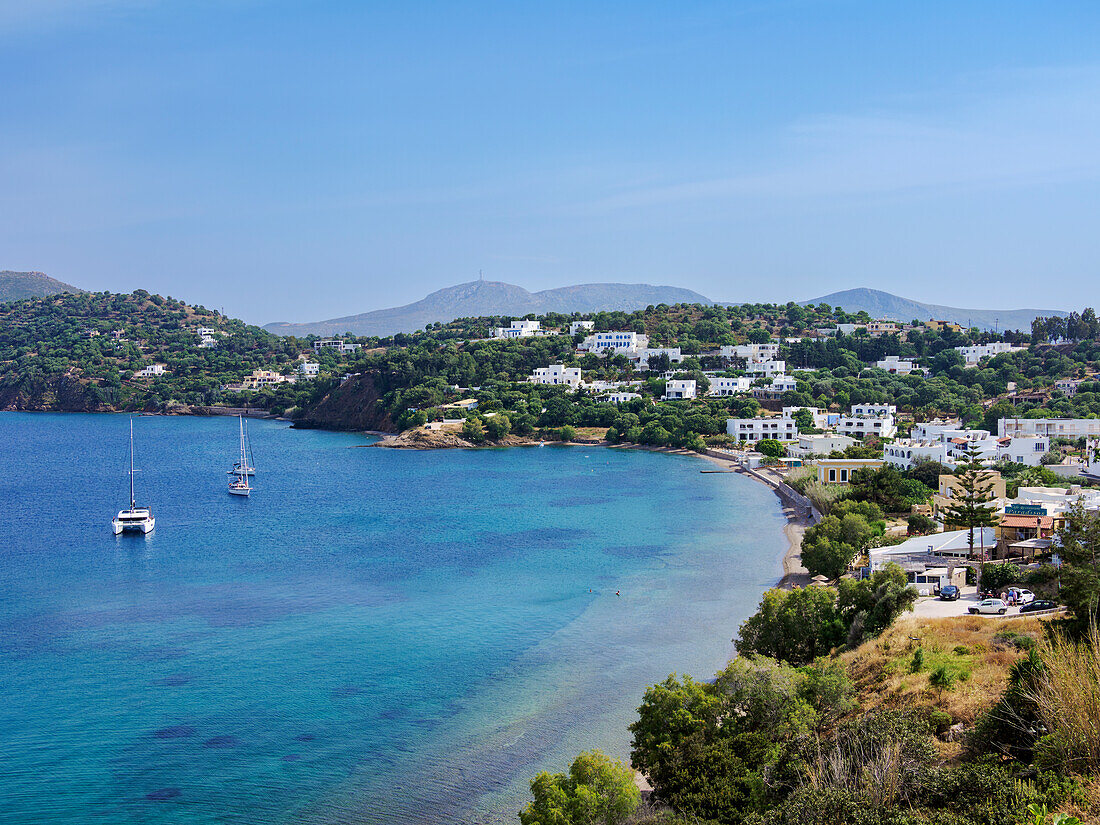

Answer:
[0,374,109,412]
[294,372,396,432]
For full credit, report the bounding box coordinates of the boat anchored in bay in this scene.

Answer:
[228,415,252,497]
[112,418,155,534]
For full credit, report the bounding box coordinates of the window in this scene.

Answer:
[829,469,836,482]
[840,469,849,482]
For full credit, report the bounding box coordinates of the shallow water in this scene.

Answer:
[0,413,786,824]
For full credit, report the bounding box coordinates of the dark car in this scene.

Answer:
[939,585,960,601]
[1020,599,1058,613]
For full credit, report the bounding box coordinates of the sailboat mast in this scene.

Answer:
[129,418,136,510]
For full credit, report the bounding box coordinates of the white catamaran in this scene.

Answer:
[112,418,155,534]
[228,415,252,497]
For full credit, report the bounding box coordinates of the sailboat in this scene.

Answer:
[112,418,155,534]
[228,415,252,497]
[226,415,256,476]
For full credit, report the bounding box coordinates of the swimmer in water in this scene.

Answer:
[616,591,620,597]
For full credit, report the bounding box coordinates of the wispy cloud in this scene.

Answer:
[584,66,1100,212]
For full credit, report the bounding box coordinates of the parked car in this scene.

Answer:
[1016,589,1035,604]
[939,585,960,601]
[1020,599,1058,613]
[969,598,1008,615]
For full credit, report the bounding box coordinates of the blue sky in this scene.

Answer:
[2,1,1099,324]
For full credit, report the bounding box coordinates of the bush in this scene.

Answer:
[520,750,640,825]
[757,438,785,458]
[461,417,485,443]
[910,647,925,673]
[980,562,1021,592]
[907,513,938,536]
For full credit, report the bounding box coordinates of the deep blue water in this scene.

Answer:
[0,413,786,824]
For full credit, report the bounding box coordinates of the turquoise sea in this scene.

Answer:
[0,413,786,824]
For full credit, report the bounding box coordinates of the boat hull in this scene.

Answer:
[227,486,250,497]
[112,518,155,534]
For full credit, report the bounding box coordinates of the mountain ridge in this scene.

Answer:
[798,287,1066,332]
[263,280,713,337]
[0,271,84,302]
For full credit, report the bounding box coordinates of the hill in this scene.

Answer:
[0,271,84,302]
[799,287,1066,332]
[263,279,713,337]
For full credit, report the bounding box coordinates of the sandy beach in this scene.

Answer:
[675,447,813,590]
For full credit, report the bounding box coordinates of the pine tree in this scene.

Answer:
[941,443,1000,565]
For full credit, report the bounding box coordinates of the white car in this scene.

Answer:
[1016,589,1035,605]
[969,598,1008,615]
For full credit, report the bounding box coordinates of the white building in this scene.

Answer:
[664,379,697,400]
[836,404,897,439]
[744,359,786,378]
[875,355,922,375]
[884,439,952,469]
[493,319,544,339]
[568,320,594,336]
[997,434,1051,465]
[196,327,216,337]
[885,427,1049,469]
[786,433,857,459]
[240,369,296,389]
[314,339,362,354]
[999,418,1100,439]
[1054,378,1084,396]
[604,392,642,404]
[725,407,827,442]
[719,343,781,363]
[298,361,320,377]
[911,419,963,441]
[769,374,798,394]
[529,364,583,387]
[955,342,1025,366]
[635,347,684,370]
[132,364,167,378]
[851,404,896,417]
[580,331,648,354]
[707,376,752,396]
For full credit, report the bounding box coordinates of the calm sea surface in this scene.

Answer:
[0,413,785,824]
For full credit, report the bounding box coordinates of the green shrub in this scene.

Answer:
[911,648,925,673]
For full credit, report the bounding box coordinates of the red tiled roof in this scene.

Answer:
[1001,515,1054,529]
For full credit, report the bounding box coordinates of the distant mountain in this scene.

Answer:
[264,280,713,337]
[0,271,84,302]
[798,288,1066,332]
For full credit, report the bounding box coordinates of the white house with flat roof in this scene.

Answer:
[726,407,826,442]
[493,319,544,339]
[875,355,922,375]
[664,379,696,400]
[719,343,781,363]
[744,359,786,377]
[635,347,683,370]
[529,364,582,387]
[836,405,897,439]
[786,433,856,459]
[568,320,594,336]
[132,364,167,378]
[604,392,642,404]
[580,331,648,354]
[298,361,320,377]
[999,418,1100,439]
[314,339,362,354]
[707,376,752,396]
[956,342,1025,366]
[769,374,798,394]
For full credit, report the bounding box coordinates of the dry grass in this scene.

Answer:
[839,616,1047,727]
[1029,623,1100,775]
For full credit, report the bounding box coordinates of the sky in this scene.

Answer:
[2,1,1099,325]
